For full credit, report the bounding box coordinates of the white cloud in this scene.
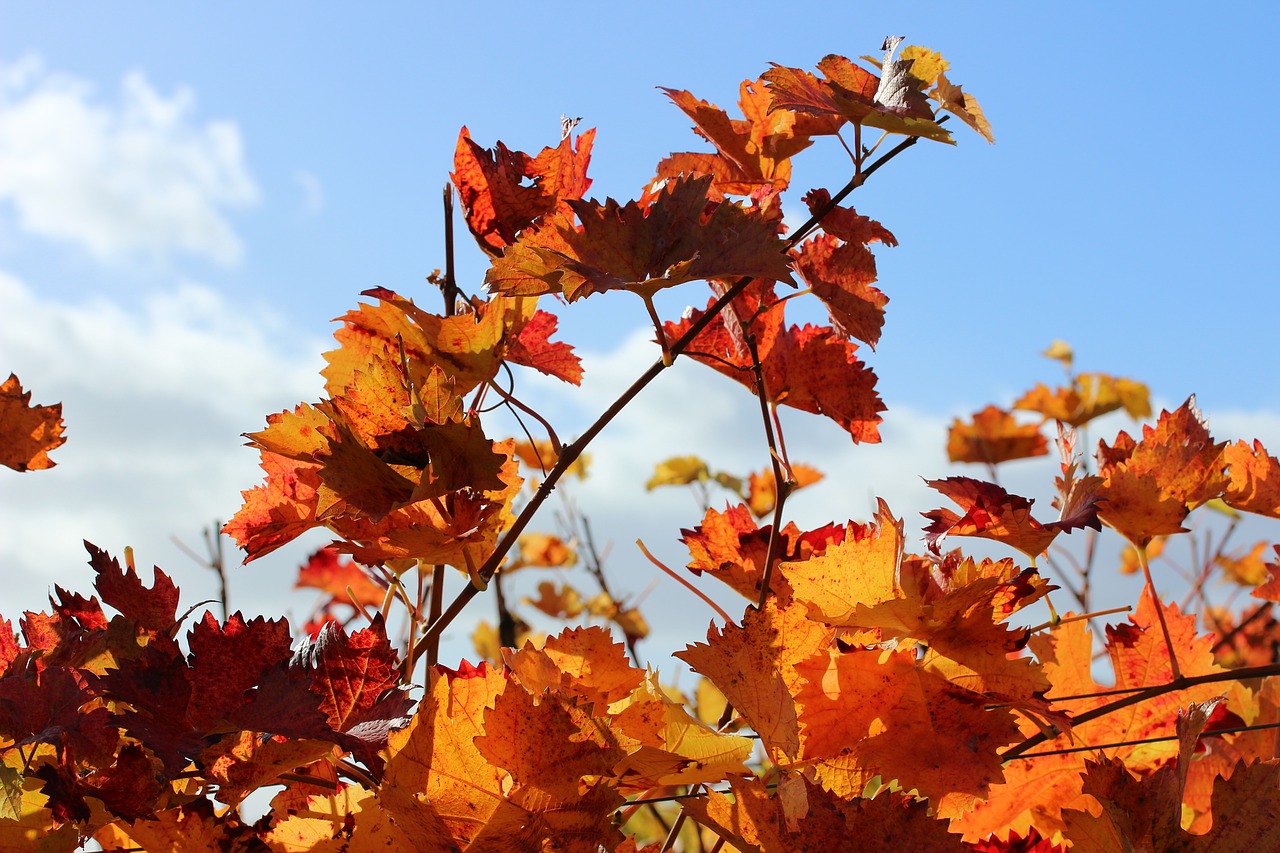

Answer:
[294,170,325,215]
[0,270,327,626]
[0,55,259,266]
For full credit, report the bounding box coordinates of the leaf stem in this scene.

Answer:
[637,539,733,625]
[1136,542,1183,680]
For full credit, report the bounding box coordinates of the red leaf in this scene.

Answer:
[86,542,179,634]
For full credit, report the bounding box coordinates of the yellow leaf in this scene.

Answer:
[646,456,710,490]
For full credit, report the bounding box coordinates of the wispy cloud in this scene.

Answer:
[294,170,324,215]
[0,55,259,266]
[0,270,326,621]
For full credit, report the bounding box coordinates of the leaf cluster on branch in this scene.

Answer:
[4,37,1280,852]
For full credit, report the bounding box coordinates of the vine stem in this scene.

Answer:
[1001,660,1280,760]
[409,132,926,669]
[1136,541,1183,681]
[747,332,793,610]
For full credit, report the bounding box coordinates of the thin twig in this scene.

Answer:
[1004,661,1280,760]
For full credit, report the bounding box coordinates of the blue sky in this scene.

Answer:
[2,3,1278,666]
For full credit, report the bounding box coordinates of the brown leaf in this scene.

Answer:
[486,174,796,301]
[0,374,66,471]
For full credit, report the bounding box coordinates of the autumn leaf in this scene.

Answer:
[1095,397,1227,547]
[1059,700,1280,852]
[294,546,387,609]
[608,673,753,791]
[508,307,584,385]
[1014,373,1151,427]
[680,503,851,601]
[684,774,967,852]
[955,590,1232,842]
[503,625,644,709]
[472,686,626,844]
[746,463,823,518]
[0,374,66,472]
[86,542,180,635]
[791,230,890,349]
[379,663,511,848]
[523,581,586,618]
[512,437,590,479]
[664,283,884,442]
[652,79,840,200]
[783,503,1053,713]
[947,405,1049,466]
[923,476,1102,560]
[646,455,710,490]
[223,449,322,561]
[485,174,797,302]
[677,599,833,764]
[1251,545,1280,602]
[327,288,579,397]
[451,125,594,254]
[763,47,953,144]
[791,642,1015,815]
[513,532,575,568]
[1222,439,1280,518]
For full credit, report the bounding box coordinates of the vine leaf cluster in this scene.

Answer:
[3,36,1280,852]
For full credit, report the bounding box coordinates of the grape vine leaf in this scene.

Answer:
[1223,439,1280,518]
[792,215,891,348]
[0,374,66,472]
[948,405,1049,465]
[684,774,967,852]
[485,174,797,302]
[452,125,595,254]
[922,476,1102,560]
[1095,397,1227,547]
[663,282,884,442]
[762,46,954,143]
[1015,373,1151,428]
[653,79,840,200]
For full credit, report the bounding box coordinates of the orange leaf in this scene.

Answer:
[956,590,1230,842]
[947,405,1049,465]
[379,664,514,848]
[792,643,1014,814]
[683,775,967,852]
[294,547,386,609]
[0,374,66,471]
[485,174,796,302]
[1223,439,1280,518]
[1095,397,1227,547]
[451,125,594,254]
[224,451,322,561]
[472,686,625,819]
[514,533,575,569]
[1250,544,1280,602]
[664,284,884,442]
[507,308,583,385]
[746,463,823,518]
[792,232,890,348]
[923,476,1101,560]
[653,79,840,200]
[502,625,645,709]
[763,48,953,143]
[676,599,833,764]
[522,581,585,619]
[1014,373,1151,427]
